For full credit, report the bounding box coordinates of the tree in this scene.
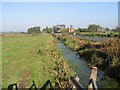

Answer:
[28,26,41,34]
[61,28,68,34]
[53,26,60,33]
[78,28,82,32]
[88,24,100,32]
[42,27,53,33]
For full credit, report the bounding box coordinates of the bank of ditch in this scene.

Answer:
[2,34,74,88]
[45,35,74,88]
[54,34,120,83]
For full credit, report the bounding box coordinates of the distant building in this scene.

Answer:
[68,25,75,33]
[69,28,75,32]
[53,24,66,33]
[97,27,106,32]
[56,24,66,29]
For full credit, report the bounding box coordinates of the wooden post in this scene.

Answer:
[73,76,80,88]
[70,76,85,90]
[88,67,97,90]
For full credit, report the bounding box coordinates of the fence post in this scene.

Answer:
[73,76,80,88]
[88,67,97,90]
[70,76,85,90]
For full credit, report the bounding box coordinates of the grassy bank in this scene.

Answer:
[55,34,120,83]
[2,34,73,88]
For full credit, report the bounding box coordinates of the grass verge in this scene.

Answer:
[2,34,73,88]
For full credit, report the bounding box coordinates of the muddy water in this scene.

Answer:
[55,38,119,88]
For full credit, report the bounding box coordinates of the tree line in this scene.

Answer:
[27,24,119,34]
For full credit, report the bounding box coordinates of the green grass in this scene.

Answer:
[2,34,73,88]
[76,32,119,37]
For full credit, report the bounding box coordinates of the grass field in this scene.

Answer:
[2,34,73,88]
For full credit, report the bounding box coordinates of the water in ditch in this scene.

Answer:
[55,38,119,88]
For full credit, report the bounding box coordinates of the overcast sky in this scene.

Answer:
[1,2,118,32]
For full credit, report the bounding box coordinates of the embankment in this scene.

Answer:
[54,34,120,83]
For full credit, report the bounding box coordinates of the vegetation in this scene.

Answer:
[75,24,119,37]
[28,26,41,34]
[42,27,53,34]
[42,25,68,34]
[61,28,68,34]
[55,34,120,83]
[41,24,119,38]
[88,24,101,32]
[2,34,73,88]
[53,26,61,33]
[76,32,119,37]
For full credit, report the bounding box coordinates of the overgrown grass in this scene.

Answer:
[56,34,120,83]
[2,34,73,88]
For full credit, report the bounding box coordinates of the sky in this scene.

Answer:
[1,2,118,32]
